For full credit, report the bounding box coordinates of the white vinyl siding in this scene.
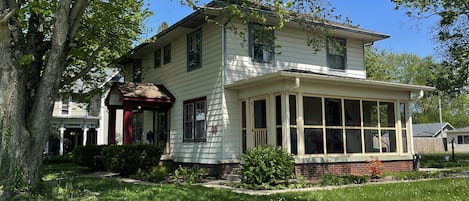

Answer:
[225,21,366,84]
[137,23,224,164]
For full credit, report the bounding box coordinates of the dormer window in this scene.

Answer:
[327,38,346,70]
[249,23,274,62]
[187,29,202,71]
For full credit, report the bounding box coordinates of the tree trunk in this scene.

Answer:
[0,0,88,199]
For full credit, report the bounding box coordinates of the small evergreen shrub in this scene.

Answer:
[239,145,295,185]
[102,144,162,175]
[132,166,170,182]
[72,145,106,170]
[320,174,368,186]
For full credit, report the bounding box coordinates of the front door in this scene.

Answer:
[252,98,268,147]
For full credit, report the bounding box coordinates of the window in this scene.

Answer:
[61,97,70,115]
[183,97,206,142]
[133,59,142,82]
[400,102,408,152]
[303,97,324,154]
[242,101,247,153]
[163,44,171,64]
[154,48,161,68]
[457,135,469,144]
[290,95,297,155]
[187,29,202,71]
[249,23,274,62]
[327,38,346,70]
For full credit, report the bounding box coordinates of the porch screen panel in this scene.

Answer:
[291,128,297,155]
[304,128,324,154]
[290,95,297,154]
[326,129,343,153]
[381,130,397,152]
[400,102,408,153]
[363,101,378,127]
[276,96,282,147]
[303,97,322,125]
[242,101,247,153]
[346,129,362,153]
[365,129,379,153]
[254,100,267,128]
[325,98,342,126]
[344,100,360,126]
[379,102,395,127]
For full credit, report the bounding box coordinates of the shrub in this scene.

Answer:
[43,154,73,164]
[132,166,170,182]
[320,174,368,186]
[368,157,384,178]
[173,165,208,184]
[239,145,295,185]
[72,145,106,170]
[102,144,162,175]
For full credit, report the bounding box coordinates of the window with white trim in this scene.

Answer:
[187,29,202,71]
[183,97,206,142]
[327,38,346,70]
[249,23,274,62]
[457,135,469,144]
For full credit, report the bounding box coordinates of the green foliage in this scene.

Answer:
[173,165,208,184]
[72,145,106,170]
[102,144,162,175]
[320,174,368,186]
[239,145,294,185]
[132,166,170,183]
[44,154,73,164]
[420,153,469,169]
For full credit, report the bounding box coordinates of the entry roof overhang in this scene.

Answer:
[224,70,435,93]
[105,82,175,109]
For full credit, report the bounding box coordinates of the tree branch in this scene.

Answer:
[68,0,90,40]
[61,43,106,86]
[0,8,16,23]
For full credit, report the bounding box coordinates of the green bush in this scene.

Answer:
[173,165,208,184]
[320,174,368,186]
[102,144,162,175]
[72,145,106,170]
[239,145,295,185]
[132,166,170,182]
[43,154,73,164]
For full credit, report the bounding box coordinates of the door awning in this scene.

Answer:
[105,82,175,109]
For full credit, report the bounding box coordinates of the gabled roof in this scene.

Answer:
[105,82,175,109]
[120,0,390,61]
[447,126,469,134]
[412,122,455,138]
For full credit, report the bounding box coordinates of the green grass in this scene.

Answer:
[23,161,469,200]
[420,153,469,169]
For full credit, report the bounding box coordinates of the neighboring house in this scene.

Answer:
[412,122,454,153]
[46,70,120,155]
[105,2,433,178]
[446,127,469,152]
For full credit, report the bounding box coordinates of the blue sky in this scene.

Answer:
[143,0,439,58]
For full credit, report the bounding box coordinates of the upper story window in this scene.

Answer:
[249,23,274,62]
[187,29,202,71]
[183,97,206,142]
[327,38,346,70]
[61,97,70,115]
[133,59,142,82]
[154,48,161,68]
[163,44,171,64]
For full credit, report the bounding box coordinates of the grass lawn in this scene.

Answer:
[35,163,469,201]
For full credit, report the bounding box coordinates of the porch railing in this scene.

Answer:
[253,128,267,146]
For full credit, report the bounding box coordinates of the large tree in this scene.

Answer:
[0,0,149,198]
[393,0,469,95]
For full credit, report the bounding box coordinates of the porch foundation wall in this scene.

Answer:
[295,160,414,178]
[168,160,413,179]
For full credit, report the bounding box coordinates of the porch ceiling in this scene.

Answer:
[224,70,435,92]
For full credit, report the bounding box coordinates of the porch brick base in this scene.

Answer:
[168,160,413,179]
[295,160,414,178]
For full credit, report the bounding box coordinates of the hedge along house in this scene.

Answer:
[108,1,434,178]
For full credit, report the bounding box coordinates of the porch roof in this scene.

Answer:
[105,82,175,109]
[224,70,435,92]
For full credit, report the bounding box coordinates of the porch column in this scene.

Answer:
[108,107,116,144]
[123,106,133,144]
[297,92,305,155]
[59,126,65,156]
[281,91,291,153]
[83,126,89,146]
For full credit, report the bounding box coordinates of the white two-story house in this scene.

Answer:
[105,2,433,178]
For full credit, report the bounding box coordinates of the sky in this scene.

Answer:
[143,0,439,58]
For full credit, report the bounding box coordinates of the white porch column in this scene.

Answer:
[297,92,305,155]
[83,126,89,146]
[281,91,291,153]
[59,126,65,156]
